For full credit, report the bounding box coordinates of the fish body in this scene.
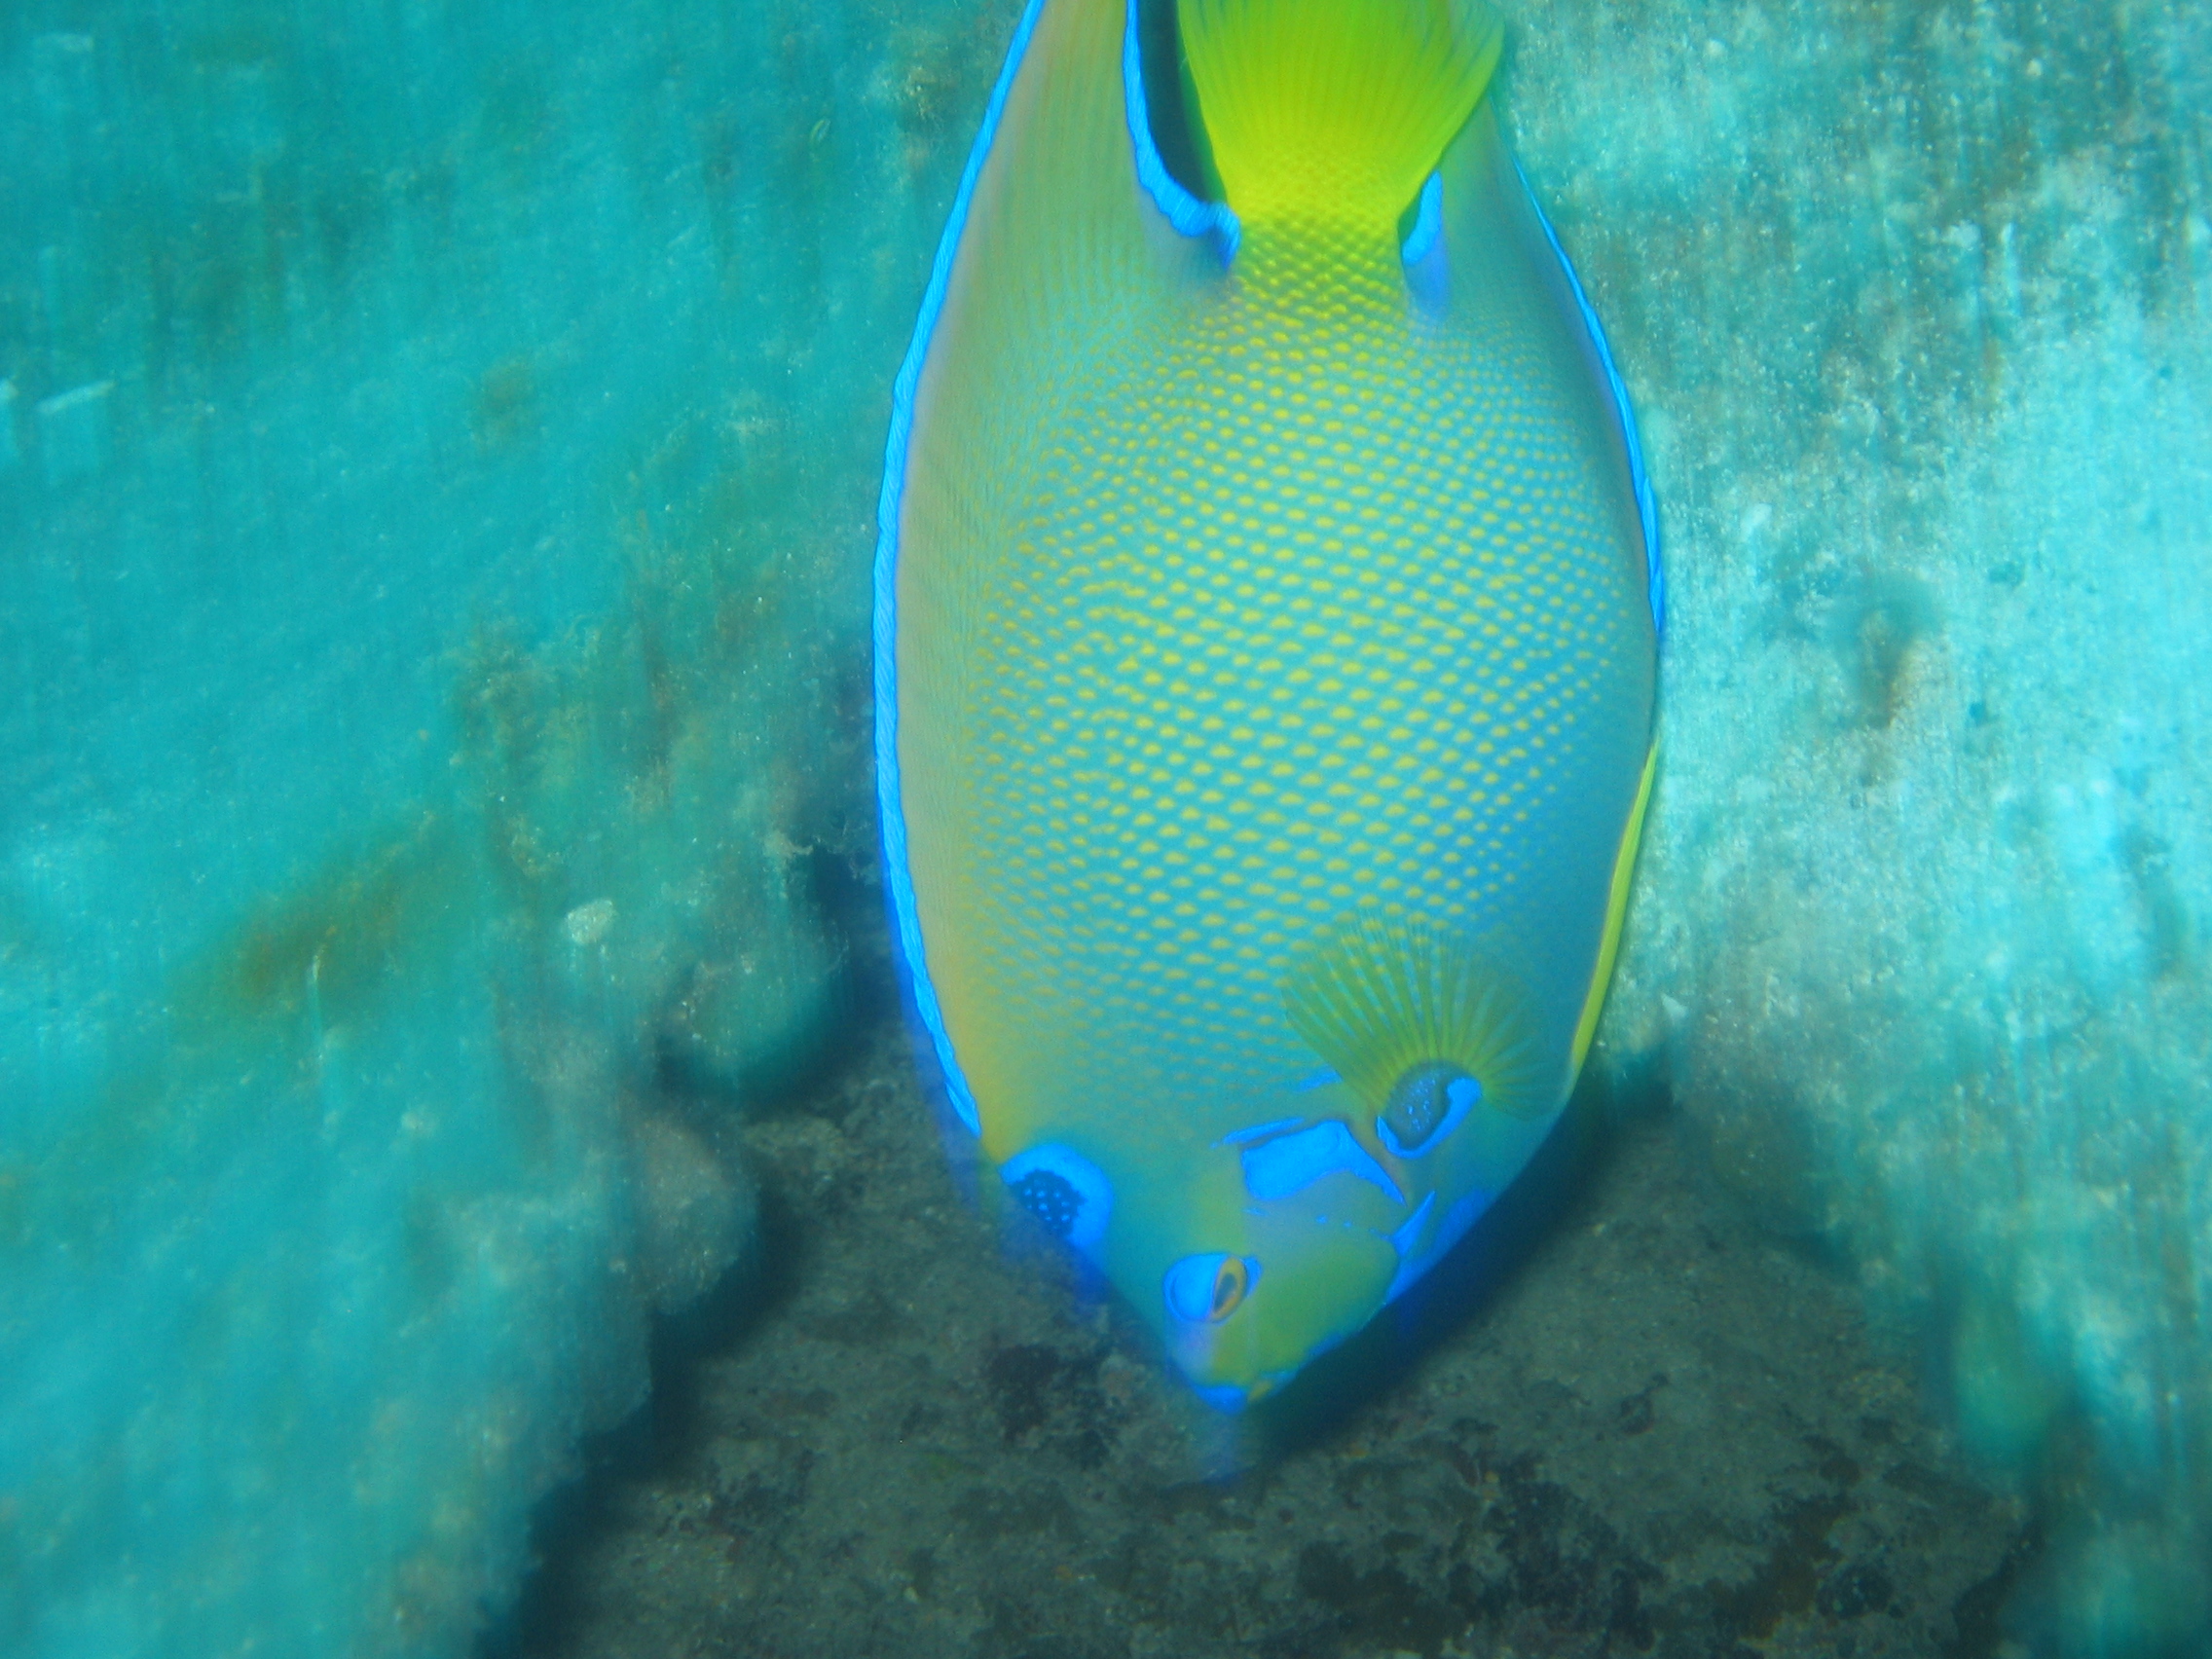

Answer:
[876,0,1660,1407]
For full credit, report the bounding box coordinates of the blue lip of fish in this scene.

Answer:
[874,0,1662,1409]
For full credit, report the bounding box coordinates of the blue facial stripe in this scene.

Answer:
[1240,1120,1406,1206]
[1376,1073,1481,1159]
[872,0,1056,1138]
[1389,1191,1436,1261]
[1121,0,1239,257]
[1001,1143,1115,1260]
[1511,155,1664,635]
[1400,170,1444,265]
[1216,1115,1307,1149]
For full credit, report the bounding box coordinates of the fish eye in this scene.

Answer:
[1208,1255,1249,1319]
[1163,1252,1260,1324]
[1378,1061,1481,1158]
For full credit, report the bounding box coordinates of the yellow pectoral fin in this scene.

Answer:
[1568,740,1659,1080]
[1282,907,1547,1124]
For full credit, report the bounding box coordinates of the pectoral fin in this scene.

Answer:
[1282,907,1549,1128]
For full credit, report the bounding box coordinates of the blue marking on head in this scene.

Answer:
[1389,1191,1436,1261]
[1376,1069,1481,1159]
[1240,1120,1406,1206]
[1215,1115,1307,1149]
[872,0,1057,1138]
[1121,0,1239,259]
[1510,157,1664,637]
[1400,171,1444,265]
[1001,1143,1114,1261]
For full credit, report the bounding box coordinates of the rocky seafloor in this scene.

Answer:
[502,1003,2033,1659]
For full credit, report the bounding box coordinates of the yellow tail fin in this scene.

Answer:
[1177,0,1502,225]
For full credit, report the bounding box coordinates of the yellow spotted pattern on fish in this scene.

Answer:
[875,0,1660,1408]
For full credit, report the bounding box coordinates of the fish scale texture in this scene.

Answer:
[955,220,1650,1143]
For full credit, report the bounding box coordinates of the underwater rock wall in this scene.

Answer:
[7,0,2206,1652]
[1510,0,2212,1647]
[0,0,1000,1652]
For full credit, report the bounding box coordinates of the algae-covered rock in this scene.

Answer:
[1513,0,2212,1644]
[0,0,960,1652]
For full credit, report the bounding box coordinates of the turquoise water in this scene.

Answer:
[3,0,2207,1653]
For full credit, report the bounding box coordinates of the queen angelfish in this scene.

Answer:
[873,0,1662,1409]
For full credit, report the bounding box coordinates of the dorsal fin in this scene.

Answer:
[1177,0,1503,225]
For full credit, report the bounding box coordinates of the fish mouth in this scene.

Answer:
[1192,1381,1254,1414]
[1181,1365,1293,1414]
[1190,1378,1279,1414]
